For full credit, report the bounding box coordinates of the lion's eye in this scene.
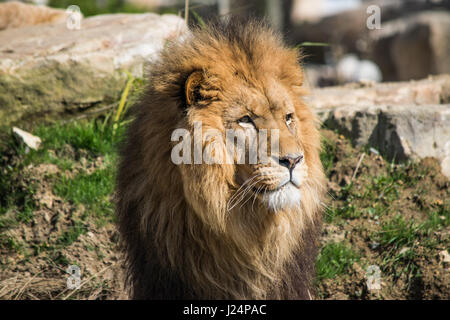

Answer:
[238,116,252,123]
[238,116,255,128]
[286,113,294,126]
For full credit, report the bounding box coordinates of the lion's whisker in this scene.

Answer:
[238,180,265,209]
[228,174,261,202]
[227,177,264,211]
[251,185,264,212]
[227,178,263,211]
[227,175,261,205]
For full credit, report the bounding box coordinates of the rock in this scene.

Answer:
[308,75,450,114]
[128,0,178,9]
[399,247,411,255]
[290,3,450,81]
[12,126,41,150]
[0,13,186,128]
[304,55,383,87]
[290,0,361,24]
[0,1,70,30]
[337,54,382,83]
[439,250,450,264]
[441,156,450,179]
[306,75,450,178]
[368,11,450,81]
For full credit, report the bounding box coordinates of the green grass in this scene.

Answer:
[377,208,449,252]
[376,215,422,279]
[320,134,336,177]
[378,215,421,250]
[0,165,37,226]
[54,167,115,206]
[34,121,120,157]
[56,221,88,247]
[54,166,116,224]
[0,236,26,254]
[321,156,439,224]
[316,242,360,281]
[31,119,123,226]
[373,208,449,280]
[4,119,124,173]
[324,183,365,222]
[0,119,124,230]
[318,132,449,295]
[49,252,71,267]
[0,72,138,242]
[423,207,449,232]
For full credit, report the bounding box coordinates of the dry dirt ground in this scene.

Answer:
[0,125,448,300]
[317,130,449,300]
[0,163,126,300]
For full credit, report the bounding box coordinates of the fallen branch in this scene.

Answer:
[352,153,365,181]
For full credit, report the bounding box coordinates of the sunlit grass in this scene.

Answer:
[54,166,116,225]
[316,242,360,281]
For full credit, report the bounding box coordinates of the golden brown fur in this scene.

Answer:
[0,1,69,30]
[116,20,326,299]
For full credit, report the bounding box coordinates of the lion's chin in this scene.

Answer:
[261,183,301,212]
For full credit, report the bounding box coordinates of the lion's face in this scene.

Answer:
[225,79,308,212]
[182,69,316,217]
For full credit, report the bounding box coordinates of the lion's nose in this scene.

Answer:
[279,154,304,171]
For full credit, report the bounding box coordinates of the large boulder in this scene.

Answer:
[289,3,450,81]
[0,13,186,128]
[368,11,450,81]
[306,75,450,177]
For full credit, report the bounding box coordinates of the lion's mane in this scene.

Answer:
[116,20,326,300]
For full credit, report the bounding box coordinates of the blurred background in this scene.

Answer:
[13,0,450,87]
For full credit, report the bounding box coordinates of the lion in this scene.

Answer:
[0,1,70,30]
[116,20,326,300]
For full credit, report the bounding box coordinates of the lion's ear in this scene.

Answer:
[184,71,203,106]
[185,70,205,106]
[185,70,219,107]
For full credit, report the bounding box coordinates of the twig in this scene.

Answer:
[178,2,207,15]
[184,0,189,23]
[14,272,43,300]
[60,102,118,125]
[218,4,254,17]
[62,265,112,300]
[114,72,134,124]
[0,276,18,298]
[26,292,40,300]
[352,153,365,181]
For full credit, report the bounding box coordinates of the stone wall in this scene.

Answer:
[306,75,450,177]
[0,13,186,127]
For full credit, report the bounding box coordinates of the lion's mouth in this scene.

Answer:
[252,181,295,194]
[254,182,302,211]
